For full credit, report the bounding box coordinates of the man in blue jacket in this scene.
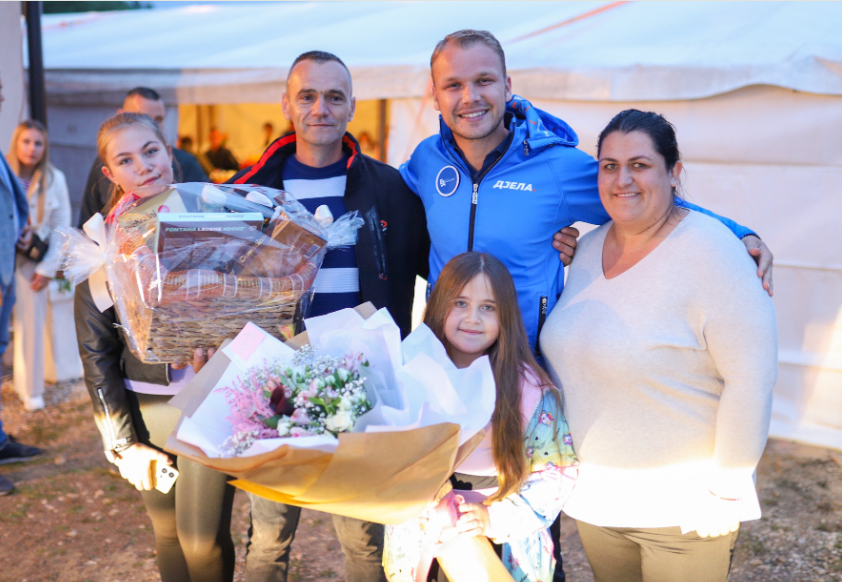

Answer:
[401,29,773,357]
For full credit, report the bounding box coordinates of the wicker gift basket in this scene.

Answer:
[61,182,362,365]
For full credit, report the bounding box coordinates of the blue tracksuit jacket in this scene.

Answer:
[400,95,755,352]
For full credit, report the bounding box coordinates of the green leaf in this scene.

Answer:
[263,415,282,429]
[309,397,326,409]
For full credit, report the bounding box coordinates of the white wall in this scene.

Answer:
[390,86,842,450]
[0,2,26,152]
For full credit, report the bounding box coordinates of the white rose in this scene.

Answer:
[338,396,353,411]
[276,418,291,437]
[324,410,354,433]
[337,368,351,382]
[352,388,369,404]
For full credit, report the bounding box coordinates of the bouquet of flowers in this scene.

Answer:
[164,304,497,525]
[58,183,362,365]
[218,346,372,456]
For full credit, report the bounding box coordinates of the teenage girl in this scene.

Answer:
[383,251,578,582]
[74,112,235,582]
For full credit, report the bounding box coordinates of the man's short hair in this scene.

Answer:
[430,30,507,77]
[287,50,351,84]
[125,86,162,101]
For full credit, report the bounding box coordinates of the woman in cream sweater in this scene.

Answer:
[540,110,777,582]
[7,120,72,411]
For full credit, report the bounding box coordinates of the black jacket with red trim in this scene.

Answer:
[229,132,430,338]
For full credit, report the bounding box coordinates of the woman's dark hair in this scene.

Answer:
[597,109,681,170]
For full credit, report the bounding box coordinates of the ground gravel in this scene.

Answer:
[1,377,840,581]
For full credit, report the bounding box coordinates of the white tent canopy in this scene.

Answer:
[40,1,842,103]
[38,1,842,451]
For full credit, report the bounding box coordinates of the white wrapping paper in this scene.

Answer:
[175,307,496,458]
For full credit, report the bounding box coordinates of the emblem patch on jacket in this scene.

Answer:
[435,166,460,197]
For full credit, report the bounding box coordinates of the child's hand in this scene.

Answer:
[455,502,490,537]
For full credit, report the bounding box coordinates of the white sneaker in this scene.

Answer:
[23,396,45,412]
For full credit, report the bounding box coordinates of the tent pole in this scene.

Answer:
[378,99,388,163]
[25,1,46,126]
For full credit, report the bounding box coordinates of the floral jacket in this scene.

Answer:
[383,390,579,582]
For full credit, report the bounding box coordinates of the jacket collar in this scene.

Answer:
[234,132,361,186]
[437,94,579,157]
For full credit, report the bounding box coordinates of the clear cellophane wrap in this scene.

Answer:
[61,182,362,365]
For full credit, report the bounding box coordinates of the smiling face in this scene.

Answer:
[101,124,173,194]
[283,59,355,152]
[431,42,512,146]
[443,273,500,369]
[16,128,46,168]
[597,130,682,230]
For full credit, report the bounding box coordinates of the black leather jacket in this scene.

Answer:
[75,279,169,452]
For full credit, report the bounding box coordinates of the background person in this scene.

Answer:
[0,75,43,496]
[262,121,275,148]
[6,120,71,412]
[77,87,208,228]
[540,110,777,582]
[75,112,235,581]
[204,127,239,171]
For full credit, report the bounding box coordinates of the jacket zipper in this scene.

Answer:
[467,153,505,252]
[365,207,387,280]
[535,296,548,357]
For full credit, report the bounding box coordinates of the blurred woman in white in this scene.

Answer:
[540,110,777,582]
[7,120,71,411]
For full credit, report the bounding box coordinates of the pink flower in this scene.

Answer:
[299,383,319,399]
[289,427,314,438]
[290,408,311,425]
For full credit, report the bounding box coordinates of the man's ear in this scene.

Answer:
[348,96,356,123]
[505,75,513,102]
[281,93,291,120]
[431,81,441,113]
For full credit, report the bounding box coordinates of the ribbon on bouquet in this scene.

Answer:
[82,214,114,312]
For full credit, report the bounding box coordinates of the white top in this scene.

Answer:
[540,210,777,529]
[25,167,72,278]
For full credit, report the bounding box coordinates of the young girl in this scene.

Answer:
[384,252,578,582]
[7,120,72,411]
[75,112,235,582]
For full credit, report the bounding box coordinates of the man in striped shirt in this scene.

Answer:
[229,51,429,582]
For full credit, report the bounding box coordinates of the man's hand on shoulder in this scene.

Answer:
[553,226,580,267]
[742,235,773,296]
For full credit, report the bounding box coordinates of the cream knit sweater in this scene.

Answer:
[540,210,777,528]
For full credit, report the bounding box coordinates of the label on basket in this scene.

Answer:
[158,212,265,273]
[229,322,266,361]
